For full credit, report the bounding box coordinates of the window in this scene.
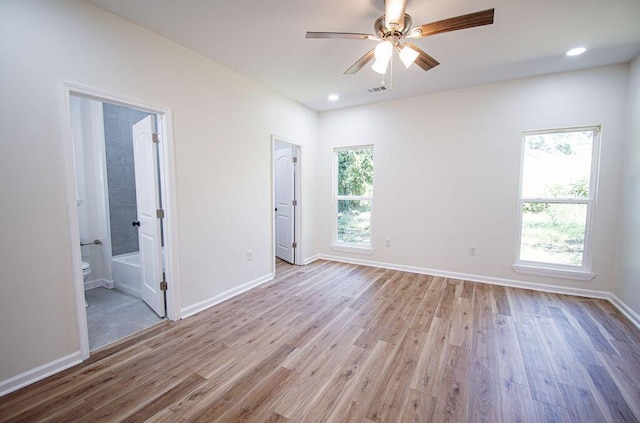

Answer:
[514,127,600,280]
[333,146,374,252]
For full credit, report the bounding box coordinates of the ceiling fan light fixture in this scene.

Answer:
[374,41,393,61]
[306,6,496,77]
[372,40,393,74]
[399,45,419,68]
[372,57,390,74]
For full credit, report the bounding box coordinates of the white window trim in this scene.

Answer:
[513,126,601,281]
[331,243,375,254]
[512,264,595,281]
[332,145,374,254]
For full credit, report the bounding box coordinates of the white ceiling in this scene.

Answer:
[86,0,640,112]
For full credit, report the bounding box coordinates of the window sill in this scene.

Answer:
[331,243,374,255]
[512,264,595,281]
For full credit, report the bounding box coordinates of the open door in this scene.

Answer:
[274,145,296,264]
[132,115,165,318]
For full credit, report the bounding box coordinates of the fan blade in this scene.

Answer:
[344,48,376,74]
[306,32,376,40]
[384,0,408,30]
[404,42,439,71]
[411,8,494,38]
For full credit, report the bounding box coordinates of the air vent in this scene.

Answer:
[368,86,387,93]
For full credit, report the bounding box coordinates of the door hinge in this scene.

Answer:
[160,280,168,291]
[292,200,297,206]
[152,133,159,143]
[292,242,297,248]
[156,209,165,218]
[292,156,298,164]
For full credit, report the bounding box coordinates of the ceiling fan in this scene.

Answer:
[306,0,494,76]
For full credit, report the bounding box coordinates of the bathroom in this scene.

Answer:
[71,95,165,350]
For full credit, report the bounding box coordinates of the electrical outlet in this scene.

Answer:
[469,246,477,256]
[247,250,253,261]
[385,239,391,247]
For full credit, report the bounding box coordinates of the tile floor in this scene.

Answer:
[85,287,165,350]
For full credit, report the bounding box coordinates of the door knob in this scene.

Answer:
[132,221,140,227]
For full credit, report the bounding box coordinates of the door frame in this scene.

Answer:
[60,81,181,359]
[271,136,303,273]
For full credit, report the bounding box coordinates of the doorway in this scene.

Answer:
[62,82,179,358]
[272,137,302,274]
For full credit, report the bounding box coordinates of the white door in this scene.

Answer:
[274,146,296,264]
[132,115,165,317]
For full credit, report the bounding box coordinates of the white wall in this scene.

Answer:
[615,55,640,316]
[318,65,628,293]
[0,0,318,383]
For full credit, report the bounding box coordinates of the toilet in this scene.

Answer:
[82,261,91,308]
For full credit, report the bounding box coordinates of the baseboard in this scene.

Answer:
[318,254,639,329]
[84,279,114,290]
[303,254,322,265]
[0,351,82,397]
[113,283,141,298]
[180,273,274,319]
[318,254,610,299]
[608,293,640,329]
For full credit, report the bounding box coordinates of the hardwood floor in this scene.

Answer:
[2,260,639,422]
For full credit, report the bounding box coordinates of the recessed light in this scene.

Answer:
[566,47,586,57]
[328,94,339,101]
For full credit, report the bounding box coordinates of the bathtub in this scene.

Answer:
[112,251,142,297]
[112,249,166,298]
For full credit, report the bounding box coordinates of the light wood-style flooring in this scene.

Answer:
[2,259,639,422]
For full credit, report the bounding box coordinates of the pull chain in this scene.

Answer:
[389,54,394,91]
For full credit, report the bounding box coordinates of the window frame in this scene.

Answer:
[513,126,601,281]
[331,145,374,254]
